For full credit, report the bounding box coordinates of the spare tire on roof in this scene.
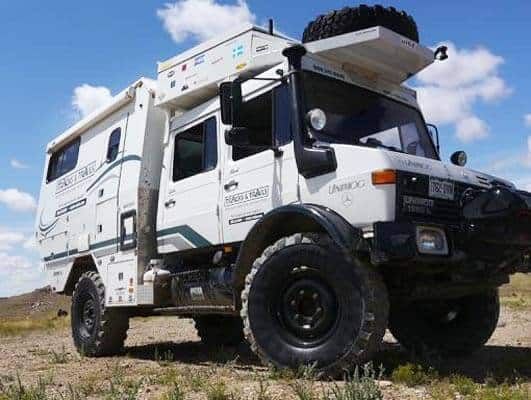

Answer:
[302,4,419,44]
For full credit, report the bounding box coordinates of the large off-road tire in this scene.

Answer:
[302,5,419,44]
[194,315,244,346]
[389,290,500,357]
[241,233,389,374]
[71,271,129,356]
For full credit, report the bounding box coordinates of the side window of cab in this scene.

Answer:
[173,117,217,182]
[231,84,292,161]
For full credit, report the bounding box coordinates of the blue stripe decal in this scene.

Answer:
[86,155,142,192]
[156,225,211,248]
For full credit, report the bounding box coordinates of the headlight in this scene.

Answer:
[416,226,449,255]
[306,108,327,131]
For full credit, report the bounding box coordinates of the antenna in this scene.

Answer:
[268,19,274,35]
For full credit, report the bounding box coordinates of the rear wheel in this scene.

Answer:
[71,271,129,356]
[194,315,244,346]
[389,290,500,357]
[241,233,389,374]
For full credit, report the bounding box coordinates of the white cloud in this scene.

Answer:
[157,0,256,43]
[414,42,511,143]
[72,84,113,118]
[524,114,531,128]
[0,230,25,252]
[0,189,37,213]
[455,116,489,143]
[10,159,29,169]
[0,252,44,297]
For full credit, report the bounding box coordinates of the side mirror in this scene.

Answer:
[225,127,251,147]
[219,81,242,125]
[426,124,440,155]
[451,151,468,167]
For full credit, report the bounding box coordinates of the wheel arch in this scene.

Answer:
[233,204,367,291]
[62,255,98,296]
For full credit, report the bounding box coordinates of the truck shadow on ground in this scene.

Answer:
[126,341,264,370]
[374,342,531,384]
[125,340,531,382]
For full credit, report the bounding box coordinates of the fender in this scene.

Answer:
[233,204,366,290]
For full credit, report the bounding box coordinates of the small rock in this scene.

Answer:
[378,380,393,388]
[57,309,68,317]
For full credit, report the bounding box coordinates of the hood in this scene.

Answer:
[385,152,515,189]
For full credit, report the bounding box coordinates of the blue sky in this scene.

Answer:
[0,0,530,296]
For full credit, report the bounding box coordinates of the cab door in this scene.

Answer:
[221,84,298,243]
[158,116,221,252]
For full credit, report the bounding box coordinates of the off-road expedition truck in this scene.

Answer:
[36,5,531,374]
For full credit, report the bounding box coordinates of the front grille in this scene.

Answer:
[396,171,472,225]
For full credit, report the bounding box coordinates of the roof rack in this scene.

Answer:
[305,26,434,85]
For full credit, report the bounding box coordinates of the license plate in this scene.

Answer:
[429,177,454,200]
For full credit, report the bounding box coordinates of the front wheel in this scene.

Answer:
[389,290,500,357]
[71,271,129,356]
[241,233,389,374]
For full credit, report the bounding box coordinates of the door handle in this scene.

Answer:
[165,199,176,208]
[224,180,239,191]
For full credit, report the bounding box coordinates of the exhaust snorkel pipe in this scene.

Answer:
[282,45,337,179]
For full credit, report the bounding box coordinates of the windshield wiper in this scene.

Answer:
[363,138,406,154]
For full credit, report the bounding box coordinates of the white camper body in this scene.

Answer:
[37,25,514,311]
[37,79,166,306]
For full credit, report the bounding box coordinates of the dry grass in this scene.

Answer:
[0,313,69,337]
[500,274,531,310]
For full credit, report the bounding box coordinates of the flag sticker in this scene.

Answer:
[232,44,244,59]
[194,55,205,66]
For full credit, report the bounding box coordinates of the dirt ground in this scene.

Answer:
[0,280,530,400]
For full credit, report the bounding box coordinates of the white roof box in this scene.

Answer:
[156,24,291,110]
[305,26,434,85]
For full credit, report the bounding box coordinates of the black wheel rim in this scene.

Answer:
[274,268,339,347]
[413,299,466,330]
[77,296,97,339]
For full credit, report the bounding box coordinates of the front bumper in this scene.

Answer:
[371,187,531,273]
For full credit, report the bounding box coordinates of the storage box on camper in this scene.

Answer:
[155,24,291,110]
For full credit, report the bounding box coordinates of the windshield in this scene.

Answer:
[303,71,438,160]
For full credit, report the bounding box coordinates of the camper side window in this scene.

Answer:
[47,137,81,183]
[106,128,121,162]
[173,117,217,182]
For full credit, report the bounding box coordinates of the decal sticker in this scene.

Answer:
[229,212,264,225]
[170,80,176,88]
[194,54,205,66]
[55,198,87,217]
[232,44,244,59]
[181,84,189,92]
[167,70,175,78]
[181,63,187,71]
[328,179,366,195]
[312,63,346,81]
[56,161,97,194]
[236,62,247,71]
[403,195,434,215]
[397,158,432,172]
[211,57,224,65]
[225,186,269,208]
[255,44,270,54]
